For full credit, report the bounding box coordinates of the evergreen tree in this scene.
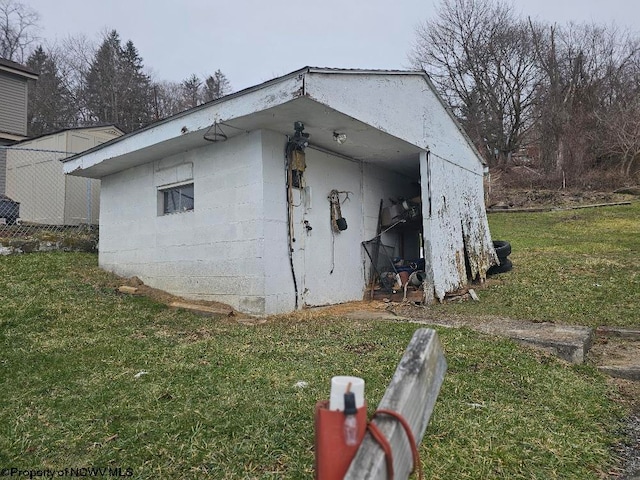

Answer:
[85,30,120,127]
[84,30,152,133]
[203,69,231,102]
[26,45,75,136]
[181,74,201,108]
[119,40,152,131]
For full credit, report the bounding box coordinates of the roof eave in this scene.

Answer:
[0,64,38,80]
[63,68,311,177]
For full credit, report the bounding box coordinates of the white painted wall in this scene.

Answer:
[305,72,483,174]
[288,148,365,307]
[261,129,296,314]
[422,153,497,301]
[95,130,494,313]
[262,132,420,312]
[285,147,418,309]
[99,130,269,315]
[98,126,421,315]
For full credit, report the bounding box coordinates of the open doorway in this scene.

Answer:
[363,188,425,303]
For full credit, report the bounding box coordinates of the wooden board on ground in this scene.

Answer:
[169,301,234,317]
[117,285,139,295]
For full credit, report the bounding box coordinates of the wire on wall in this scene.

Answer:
[285,139,299,309]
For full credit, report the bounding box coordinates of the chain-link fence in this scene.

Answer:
[0,146,99,240]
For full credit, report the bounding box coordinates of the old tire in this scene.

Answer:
[493,240,512,258]
[487,258,513,275]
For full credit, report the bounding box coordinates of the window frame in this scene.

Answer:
[158,181,194,216]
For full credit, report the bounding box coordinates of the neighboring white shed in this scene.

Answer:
[6,125,123,225]
[63,67,497,315]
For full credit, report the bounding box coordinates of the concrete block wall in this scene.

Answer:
[260,129,296,314]
[98,127,427,315]
[99,130,269,314]
[292,147,364,307]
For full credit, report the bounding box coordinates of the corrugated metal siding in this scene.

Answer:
[0,74,27,136]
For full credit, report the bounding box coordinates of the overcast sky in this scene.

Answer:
[24,0,640,91]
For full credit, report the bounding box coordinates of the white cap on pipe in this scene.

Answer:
[329,376,365,411]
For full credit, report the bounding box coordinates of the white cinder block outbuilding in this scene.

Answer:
[63,67,497,315]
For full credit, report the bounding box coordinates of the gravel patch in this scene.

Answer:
[615,413,640,480]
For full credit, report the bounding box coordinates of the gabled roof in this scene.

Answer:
[63,66,485,179]
[0,57,38,80]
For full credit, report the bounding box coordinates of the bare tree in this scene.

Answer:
[597,99,640,176]
[54,34,96,124]
[531,22,640,177]
[152,71,233,119]
[593,38,640,177]
[411,0,540,167]
[0,0,39,62]
[152,80,187,119]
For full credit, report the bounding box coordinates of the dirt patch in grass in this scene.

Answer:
[107,275,239,317]
[590,337,640,373]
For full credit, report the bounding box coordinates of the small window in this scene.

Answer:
[161,183,194,214]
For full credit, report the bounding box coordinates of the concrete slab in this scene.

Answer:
[474,321,594,364]
[344,311,594,363]
[597,366,640,381]
[596,326,640,340]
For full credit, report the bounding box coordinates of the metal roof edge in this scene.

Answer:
[0,57,38,79]
[62,67,311,164]
[0,130,27,142]
[14,124,125,146]
[307,67,427,76]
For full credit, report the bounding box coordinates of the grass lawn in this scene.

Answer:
[438,203,640,327]
[0,250,626,479]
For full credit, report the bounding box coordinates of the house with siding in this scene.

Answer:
[0,57,38,222]
[0,57,37,146]
[63,67,498,315]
